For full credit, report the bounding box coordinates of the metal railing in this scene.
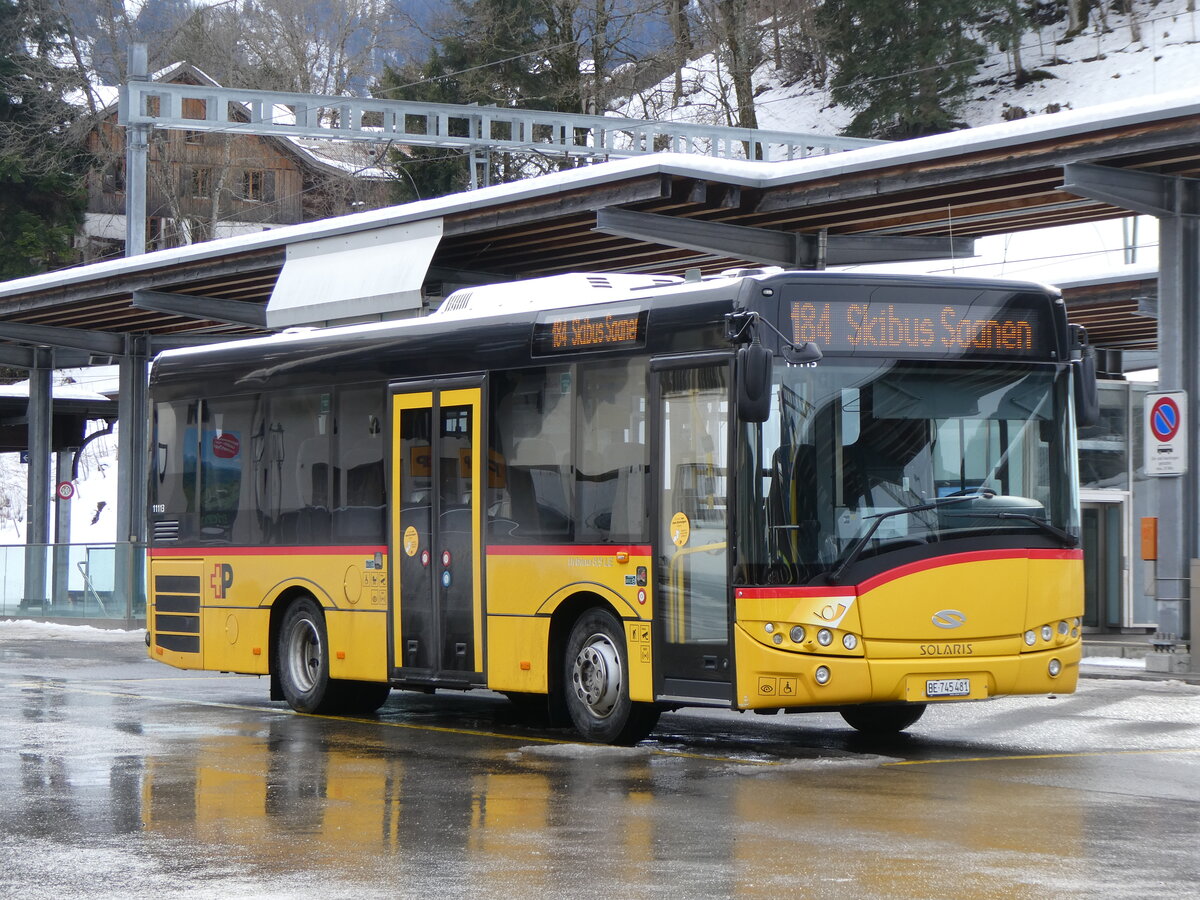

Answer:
[120,81,884,163]
[0,541,145,626]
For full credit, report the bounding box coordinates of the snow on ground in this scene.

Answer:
[1081,656,1147,669]
[0,619,141,641]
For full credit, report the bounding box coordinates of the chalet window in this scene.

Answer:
[242,170,264,201]
[190,167,212,198]
[184,130,203,144]
[102,161,125,193]
[240,169,275,203]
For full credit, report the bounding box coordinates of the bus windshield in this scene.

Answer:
[736,359,1078,585]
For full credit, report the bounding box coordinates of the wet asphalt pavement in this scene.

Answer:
[2,627,1198,899]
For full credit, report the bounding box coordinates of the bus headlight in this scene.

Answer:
[817,628,833,646]
[1057,620,1070,636]
[842,633,858,651]
[1048,658,1062,677]
[789,626,805,643]
[1024,630,1037,646]
[1041,625,1053,642]
[814,665,831,685]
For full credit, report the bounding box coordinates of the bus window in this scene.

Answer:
[153,400,199,540]
[199,396,258,544]
[576,360,649,543]
[334,386,385,543]
[488,367,573,541]
[259,391,331,545]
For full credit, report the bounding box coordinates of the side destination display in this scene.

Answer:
[787,298,1049,359]
[532,303,649,356]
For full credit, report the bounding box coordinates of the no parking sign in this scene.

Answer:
[1145,391,1187,476]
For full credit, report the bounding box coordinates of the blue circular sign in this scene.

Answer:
[1151,396,1182,442]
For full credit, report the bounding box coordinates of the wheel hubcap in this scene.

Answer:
[571,633,621,719]
[286,619,322,693]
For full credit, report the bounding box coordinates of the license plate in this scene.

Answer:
[926,678,970,698]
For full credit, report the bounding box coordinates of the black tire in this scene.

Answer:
[338,681,392,716]
[840,703,927,735]
[563,608,660,745]
[277,596,340,714]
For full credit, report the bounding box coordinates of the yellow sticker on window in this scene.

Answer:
[670,512,690,548]
[403,525,419,557]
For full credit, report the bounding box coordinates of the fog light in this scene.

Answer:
[1041,625,1053,642]
[772,633,783,645]
[842,633,858,651]
[814,665,831,685]
[1057,620,1069,635]
[764,623,774,634]
[789,626,805,643]
[1048,658,1062,677]
[817,628,833,646]
[1024,630,1037,646]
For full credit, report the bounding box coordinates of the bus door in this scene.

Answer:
[652,357,733,702]
[389,383,483,684]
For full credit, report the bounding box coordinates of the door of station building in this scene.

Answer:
[389,384,483,682]
[653,357,733,702]
[1082,499,1124,630]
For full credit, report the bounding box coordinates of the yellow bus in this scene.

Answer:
[147,268,1094,743]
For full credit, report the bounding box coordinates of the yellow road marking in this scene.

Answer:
[884,747,1200,766]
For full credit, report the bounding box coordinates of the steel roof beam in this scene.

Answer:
[133,290,268,328]
[593,208,974,269]
[0,322,124,355]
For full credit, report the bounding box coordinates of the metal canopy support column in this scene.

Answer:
[122,43,150,257]
[22,350,53,610]
[1063,163,1200,650]
[115,337,150,620]
[593,207,975,268]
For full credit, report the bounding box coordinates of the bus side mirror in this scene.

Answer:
[1073,352,1099,428]
[737,342,773,423]
[1070,324,1099,428]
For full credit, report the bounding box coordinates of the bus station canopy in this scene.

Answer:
[0,88,1198,353]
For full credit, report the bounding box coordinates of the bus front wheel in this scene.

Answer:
[564,608,659,745]
[839,703,926,735]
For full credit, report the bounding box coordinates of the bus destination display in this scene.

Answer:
[788,299,1047,358]
[533,304,649,356]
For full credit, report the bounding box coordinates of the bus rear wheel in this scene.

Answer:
[840,703,927,735]
[564,608,659,745]
[278,596,342,714]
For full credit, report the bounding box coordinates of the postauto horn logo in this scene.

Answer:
[932,609,967,629]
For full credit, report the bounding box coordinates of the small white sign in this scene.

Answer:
[1145,390,1187,476]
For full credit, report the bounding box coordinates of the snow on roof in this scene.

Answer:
[3,86,1196,302]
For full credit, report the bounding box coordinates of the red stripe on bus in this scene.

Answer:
[486,544,652,557]
[856,548,1082,595]
[148,545,387,558]
[736,548,1082,599]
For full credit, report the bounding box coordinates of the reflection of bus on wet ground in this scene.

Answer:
[147,268,1095,743]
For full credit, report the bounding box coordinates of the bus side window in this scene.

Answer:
[488,367,572,541]
[576,360,649,544]
[199,396,258,545]
[261,391,331,545]
[153,400,199,541]
[333,386,385,543]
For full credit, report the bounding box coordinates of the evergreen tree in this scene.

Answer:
[0,0,87,279]
[819,0,990,139]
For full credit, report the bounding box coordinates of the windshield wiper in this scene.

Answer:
[940,510,1078,548]
[826,490,995,585]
